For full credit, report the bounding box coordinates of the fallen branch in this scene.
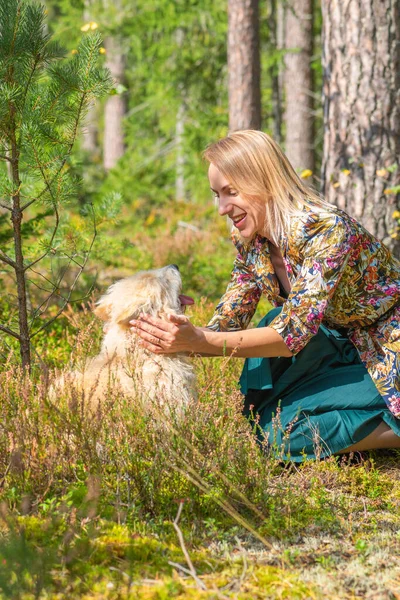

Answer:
[172,500,207,591]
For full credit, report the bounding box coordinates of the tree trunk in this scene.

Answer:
[81,2,98,155]
[269,0,282,143]
[175,102,187,202]
[228,0,261,132]
[321,0,400,256]
[82,101,98,155]
[10,115,30,368]
[103,36,126,170]
[284,0,314,172]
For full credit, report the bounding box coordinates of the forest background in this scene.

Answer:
[0,0,400,598]
[1,0,399,366]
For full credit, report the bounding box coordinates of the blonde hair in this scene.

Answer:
[203,130,333,245]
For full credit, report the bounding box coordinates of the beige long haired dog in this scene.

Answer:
[56,265,196,414]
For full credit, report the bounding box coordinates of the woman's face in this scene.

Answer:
[208,163,267,240]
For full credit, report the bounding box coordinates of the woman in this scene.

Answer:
[130,130,400,461]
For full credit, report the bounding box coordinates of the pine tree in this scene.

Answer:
[321,0,400,255]
[0,0,112,368]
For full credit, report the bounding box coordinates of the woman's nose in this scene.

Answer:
[217,196,231,216]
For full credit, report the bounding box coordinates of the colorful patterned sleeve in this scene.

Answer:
[268,212,356,354]
[206,233,261,332]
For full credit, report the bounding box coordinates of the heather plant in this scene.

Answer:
[0,303,400,597]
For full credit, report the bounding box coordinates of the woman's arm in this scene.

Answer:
[195,325,292,358]
[130,314,292,358]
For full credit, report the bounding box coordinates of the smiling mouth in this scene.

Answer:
[231,213,247,226]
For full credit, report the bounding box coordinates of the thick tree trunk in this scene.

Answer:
[284,0,314,172]
[103,36,126,170]
[321,0,400,256]
[228,0,261,132]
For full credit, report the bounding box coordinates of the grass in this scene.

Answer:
[0,206,400,599]
[0,301,400,599]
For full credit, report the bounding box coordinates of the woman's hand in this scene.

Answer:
[129,313,202,354]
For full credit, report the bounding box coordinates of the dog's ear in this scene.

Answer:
[116,305,142,325]
[115,279,165,326]
[93,296,113,321]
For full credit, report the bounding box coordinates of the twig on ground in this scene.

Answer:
[235,535,248,591]
[172,500,207,591]
[168,561,193,577]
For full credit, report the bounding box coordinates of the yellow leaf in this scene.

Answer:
[71,49,78,55]
[99,47,106,54]
[392,210,400,219]
[384,188,395,195]
[342,169,351,176]
[332,182,340,188]
[376,168,388,177]
[300,169,313,179]
[80,23,91,32]
[89,21,98,30]
[390,233,398,239]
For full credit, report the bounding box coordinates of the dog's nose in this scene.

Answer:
[169,264,180,272]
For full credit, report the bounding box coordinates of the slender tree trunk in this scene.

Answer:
[103,36,126,170]
[284,0,314,171]
[228,0,261,132]
[82,101,98,155]
[321,0,400,256]
[81,2,98,154]
[10,112,30,368]
[277,0,285,95]
[269,0,282,143]
[175,102,186,201]
[174,28,187,202]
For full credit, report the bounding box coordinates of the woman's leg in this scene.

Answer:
[337,421,400,454]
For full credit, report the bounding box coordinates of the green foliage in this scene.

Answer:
[0,334,399,597]
[0,0,113,359]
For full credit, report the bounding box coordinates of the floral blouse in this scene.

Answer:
[207,204,400,417]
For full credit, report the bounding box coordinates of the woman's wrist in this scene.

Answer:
[191,327,211,354]
[191,328,229,356]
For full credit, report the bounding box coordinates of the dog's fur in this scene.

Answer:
[55,266,196,413]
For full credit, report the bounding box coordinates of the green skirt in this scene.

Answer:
[240,308,400,462]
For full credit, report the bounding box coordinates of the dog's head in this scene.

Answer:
[94,265,192,327]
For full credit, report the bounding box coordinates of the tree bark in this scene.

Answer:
[103,36,126,170]
[228,0,261,132]
[284,0,314,172]
[321,0,400,256]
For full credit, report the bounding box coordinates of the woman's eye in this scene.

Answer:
[229,190,238,196]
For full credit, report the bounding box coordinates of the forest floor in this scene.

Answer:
[0,204,400,599]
